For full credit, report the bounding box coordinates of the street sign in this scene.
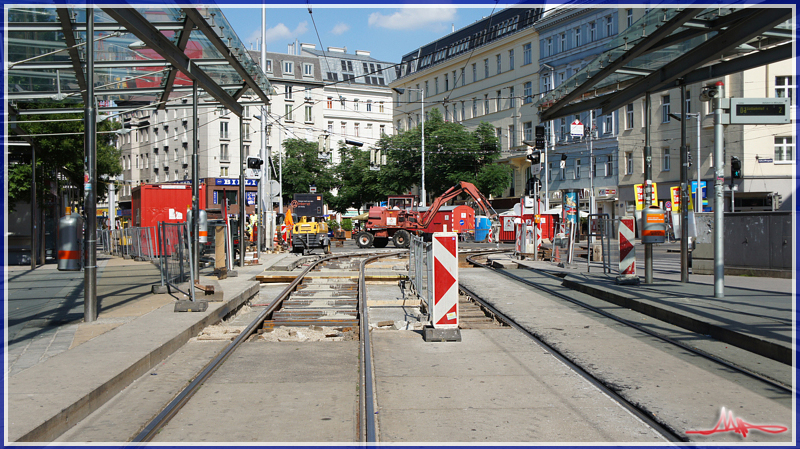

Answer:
[757,158,774,163]
[570,120,584,137]
[530,163,541,175]
[729,98,790,124]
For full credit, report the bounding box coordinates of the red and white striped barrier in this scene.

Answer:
[431,232,458,328]
[619,216,636,275]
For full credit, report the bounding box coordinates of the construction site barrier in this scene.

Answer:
[158,221,196,301]
[409,235,433,307]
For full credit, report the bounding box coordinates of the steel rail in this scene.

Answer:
[131,251,388,442]
[465,250,793,390]
[457,280,685,443]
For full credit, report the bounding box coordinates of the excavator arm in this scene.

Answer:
[418,181,498,229]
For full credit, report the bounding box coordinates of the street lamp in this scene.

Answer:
[392,87,426,206]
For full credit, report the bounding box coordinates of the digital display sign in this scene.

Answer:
[735,104,786,116]
[729,98,790,124]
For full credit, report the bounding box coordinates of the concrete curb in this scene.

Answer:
[11,282,260,443]
[560,276,792,365]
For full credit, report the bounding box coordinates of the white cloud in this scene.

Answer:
[368,8,457,30]
[248,21,309,44]
[331,22,350,35]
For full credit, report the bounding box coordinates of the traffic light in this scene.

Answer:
[527,149,541,165]
[534,125,546,149]
[731,156,742,179]
[247,156,263,169]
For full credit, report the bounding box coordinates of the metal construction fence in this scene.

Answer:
[408,235,434,307]
[158,221,196,301]
[97,227,156,261]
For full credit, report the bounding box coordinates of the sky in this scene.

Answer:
[220,5,511,63]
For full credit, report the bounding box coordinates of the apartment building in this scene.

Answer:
[300,44,396,163]
[391,7,545,205]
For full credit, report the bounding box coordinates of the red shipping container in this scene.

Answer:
[132,183,206,254]
[420,205,475,234]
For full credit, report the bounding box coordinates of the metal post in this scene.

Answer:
[543,121,550,210]
[696,114,702,213]
[260,6,269,253]
[31,144,36,270]
[713,81,725,298]
[192,81,200,279]
[109,181,116,232]
[84,8,97,322]
[587,121,595,248]
[644,92,653,285]
[679,85,689,283]
[420,89,426,207]
[278,125,283,213]
[239,115,246,268]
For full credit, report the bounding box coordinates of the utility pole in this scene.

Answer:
[192,81,200,279]
[713,81,725,298]
[644,92,653,285]
[679,84,689,283]
[84,8,97,322]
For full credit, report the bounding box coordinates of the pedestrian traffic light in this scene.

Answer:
[247,156,263,169]
[731,156,742,179]
[527,149,541,165]
[534,125,546,149]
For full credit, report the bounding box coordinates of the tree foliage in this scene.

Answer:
[327,144,385,214]
[375,109,510,203]
[280,138,337,206]
[8,108,122,212]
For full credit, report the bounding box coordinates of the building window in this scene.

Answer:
[379,102,385,113]
[496,54,502,74]
[574,27,582,47]
[342,122,347,136]
[425,81,429,97]
[461,102,465,121]
[354,123,360,137]
[605,155,613,176]
[523,121,532,142]
[495,127,502,150]
[327,97,333,108]
[220,143,229,161]
[560,118,566,141]
[626,103,634,129]
[303,63,313,76]
[560,161,566,181]
[508,49,514,70]
[354,99,359,111]
[484,59,489,78]
[604,114,613,134]
[560,32,566,52]
[435,77,439,94]
[445,74,449,91]
[472,99,478,117]
[626,152,633,174]
[305,105,312,122]
[547,38,552,56]
[220,121,229,139]
[523,43,532,65]
[775,137,794,161]
[575,159,581,179]
[663,148,671,171]
[283,61,293,74]
[590,22,596,41]
[496,90,502,111]
[661,95,671,123]
[285,85,293,100]
[484,94,490,115]
[285,104,293,122]
[509,124,516,148]
[265,59,273,72]
[380,124,386,136]
[460,68,465,86]
[606,16,613,36]
[509,87,515,108]
[775,76,794,99]
[327,121,333,134]
[627,9,633,27]
[543,74,551,92]
[523,82,532,104]
[220,167,228,177]
[366,100,372,112]
[472,63,477,82]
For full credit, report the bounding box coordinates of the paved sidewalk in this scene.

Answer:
[5,251,288,442]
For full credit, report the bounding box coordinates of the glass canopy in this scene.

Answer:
[6,7,271,114]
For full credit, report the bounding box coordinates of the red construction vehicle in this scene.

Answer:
[355,181,497,249]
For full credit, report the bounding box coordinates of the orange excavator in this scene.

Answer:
[355,181,498,249]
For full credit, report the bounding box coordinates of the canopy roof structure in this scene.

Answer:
[537,6,794,121]
[7,7,272,116]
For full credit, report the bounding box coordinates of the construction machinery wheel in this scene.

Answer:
[392,230,411,248]
[373,237,389,248]
[356,231,374,248]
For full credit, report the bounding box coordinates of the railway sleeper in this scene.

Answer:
[262,319,360,330]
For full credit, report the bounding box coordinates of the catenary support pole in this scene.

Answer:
[239,115,246,268]
[713,81,725,298]
[679,84,689,283]
[192,81,200,279]
[84,7,97,322]
[31,144,36,270]
[644,92,653,285]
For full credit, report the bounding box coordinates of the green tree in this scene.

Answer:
[8,108,122,212]
[327,144,385,214]
[280,138,336,207]
[376,109,510,202]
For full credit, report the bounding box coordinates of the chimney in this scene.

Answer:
[327,46,346,53]
[355,50,370,57]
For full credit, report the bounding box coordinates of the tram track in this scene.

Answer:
[459,249,793,442]
[132,250,401,443]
